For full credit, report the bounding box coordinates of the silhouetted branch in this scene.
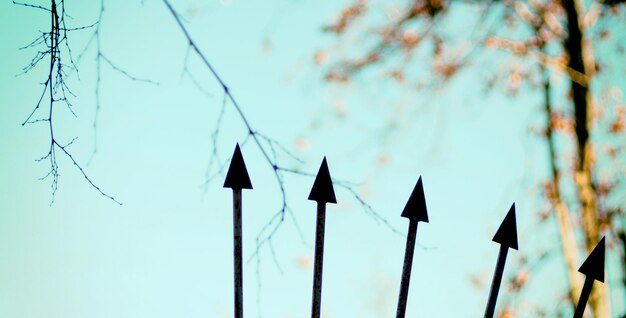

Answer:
[162,0,399,251]
[17,0,120,204]
[179,46,214,97]
[73,0,158,164]
[100,55,157,84]
[12,0,50,12]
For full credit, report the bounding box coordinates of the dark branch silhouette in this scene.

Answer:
[161,0,401,260]
[17,0,120,205]
[75,0,158,164]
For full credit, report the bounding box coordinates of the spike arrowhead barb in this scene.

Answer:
[400,177,429,223]
[492,203,518,250]
[223,143,253,190]
[308,157,337,204]
[484,204,518,318]
[578,237,606,282]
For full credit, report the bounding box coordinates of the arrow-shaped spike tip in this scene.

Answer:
[308,157,337,204]
[400,176,429,223]
[578,237,606,282]
[223,143,253,190]
[492,203,518,250]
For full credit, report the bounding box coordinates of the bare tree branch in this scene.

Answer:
[17,0,120,204]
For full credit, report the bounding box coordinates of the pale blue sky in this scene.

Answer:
[0,1,624,317]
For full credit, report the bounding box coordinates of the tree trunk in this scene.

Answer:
[540,55,583,308]
[561,0,610,316]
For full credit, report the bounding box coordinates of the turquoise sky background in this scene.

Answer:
[0,0,624,317]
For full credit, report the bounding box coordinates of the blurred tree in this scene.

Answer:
[318,0,625,316]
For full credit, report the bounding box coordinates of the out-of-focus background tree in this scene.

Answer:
[316,0,626,316]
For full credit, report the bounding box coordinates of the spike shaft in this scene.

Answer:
[484,245,509,318]
[311,203,327,318]
[396,220,418,318]
[573,277,594,318]
[233,189,244,318]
